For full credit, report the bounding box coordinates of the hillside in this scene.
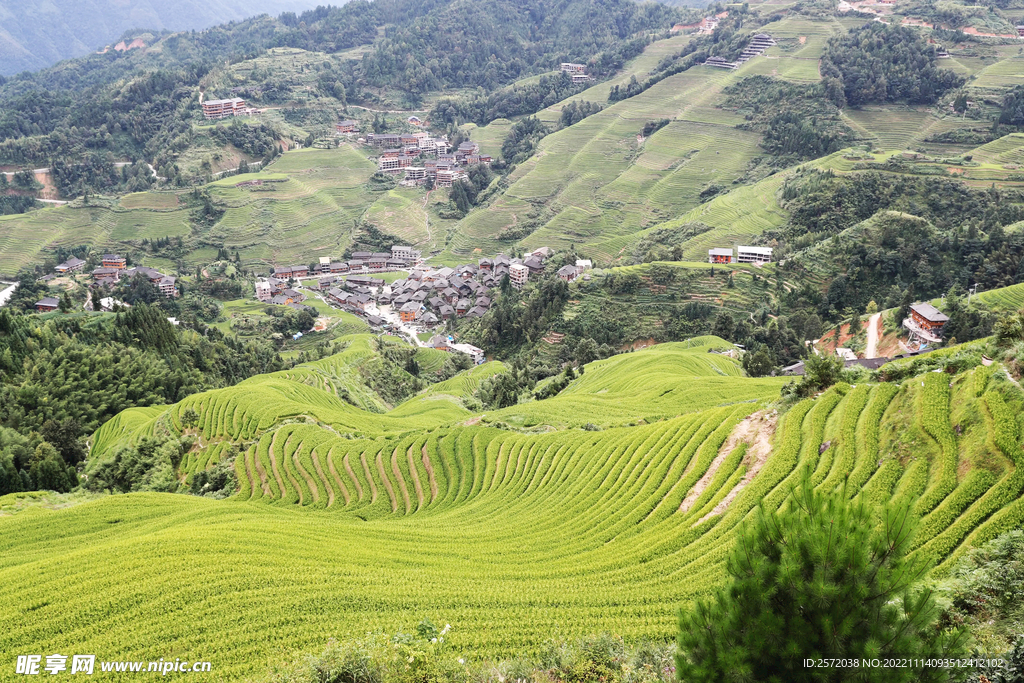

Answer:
[4,337,1024,675]
[0,0,327,76]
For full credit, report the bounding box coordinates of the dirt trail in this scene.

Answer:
[376,451,399,512]
[250,444,272,497]
[243,446,259,498]
[422,443,439,502]
[865,312,882,359]
[490,441,508,490]
[406,445,425,508]
[343,452,364,501]
[266,430,288,499]
[696,411,778,525]
[325,448,351,505]
[391,448,413,514]
[360,452,379,503]
[280,434,306,505]
[311,448,336,507]
[293,446,321,505]
[682,411,768,512]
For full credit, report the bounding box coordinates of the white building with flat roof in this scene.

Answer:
[509,263,529,290]
[736,246,773,264]
[451,343,485,365]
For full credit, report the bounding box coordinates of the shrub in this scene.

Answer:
[676,470,965,682]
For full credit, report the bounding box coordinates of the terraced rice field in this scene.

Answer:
[4,338,1023,678]
[118,192,181,210]
[972,54,1024,89]
[969,133,1024,167]
[842,107,941,151]
[974,282,1024,312]
[0,201,195,275]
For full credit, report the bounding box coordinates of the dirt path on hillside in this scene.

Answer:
[251,444,272,497]
[696,411,778,525]
[376,451,399,512]
[343,452,364,501]
[360,452,378,503]
[681,411,770,512]
[326,448,352,505]
[422,443,439,502]
[280,434,306,505]
[406,445,425,508]
[293,447,321,505]
[865,312,882,359]
[391,448,413,513]
[244,446,259,498]
[267,430,288,499]
[311,448,336,507]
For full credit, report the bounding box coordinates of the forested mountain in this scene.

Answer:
[0,0,331,76]
[0,0,683,170]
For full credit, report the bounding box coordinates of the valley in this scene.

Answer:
[3,0,1024,679]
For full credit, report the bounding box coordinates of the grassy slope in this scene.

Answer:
[3,348,1023,676]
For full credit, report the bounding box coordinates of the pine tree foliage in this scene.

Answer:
[676,471,965,682]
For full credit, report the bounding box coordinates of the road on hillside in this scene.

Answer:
[865,312,882,358]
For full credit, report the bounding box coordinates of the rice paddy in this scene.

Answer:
[4,337,1023,678]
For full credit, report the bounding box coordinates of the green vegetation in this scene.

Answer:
[821,23,966,106]
[3,339,1022,676]
[677,471,963,682]
[9,3,1024,676]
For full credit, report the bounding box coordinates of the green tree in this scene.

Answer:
[743,345,774,377]
[804,352,843,392]
[40,418,86,466]
[28,443,75,492]
[180,407,200,431]
[58,291,71,313]
[677,471,964,682]
[713,312,735,341]
[574,338,598,366]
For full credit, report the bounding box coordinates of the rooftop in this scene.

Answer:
[910,302,949,323]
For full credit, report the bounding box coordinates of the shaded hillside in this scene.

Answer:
[0,0,328,76]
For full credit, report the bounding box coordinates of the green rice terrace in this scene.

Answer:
[4,336,1024,677]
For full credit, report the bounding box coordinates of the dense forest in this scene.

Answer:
[0,304,284,493]
[722,76,855,162]
[771,170,1024,319]
[820,23,965,106]
[0,0,684,172]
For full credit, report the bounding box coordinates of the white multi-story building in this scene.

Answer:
[736,246,773,264]
[509,263,529,290]
[255,279,272,302]
[391,245,421,263]
[451,343,485,365]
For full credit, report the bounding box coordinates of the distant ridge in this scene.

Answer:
[0,0,329,76]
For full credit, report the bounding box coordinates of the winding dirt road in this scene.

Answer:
[865,312,882,359]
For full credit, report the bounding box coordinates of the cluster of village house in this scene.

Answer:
[254,245,593,356]
[358,131,490,188]
[36,254,178,311]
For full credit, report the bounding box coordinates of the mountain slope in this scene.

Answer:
[0,0,327,76]
[3,340,1022,676]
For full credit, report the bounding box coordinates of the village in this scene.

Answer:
[252,244,593,360]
